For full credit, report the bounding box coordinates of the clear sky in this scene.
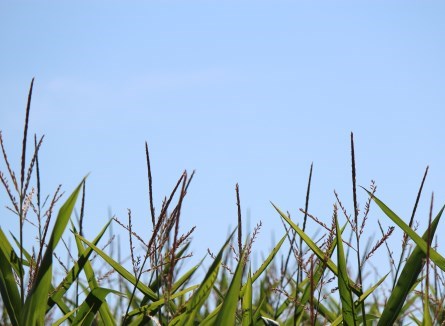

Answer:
[1,1,445,284]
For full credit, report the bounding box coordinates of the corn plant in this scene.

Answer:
[1,80,445,325]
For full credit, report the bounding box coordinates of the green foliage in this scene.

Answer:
[1,83,445,325]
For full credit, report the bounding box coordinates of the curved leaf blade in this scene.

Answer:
[376,202,443,325]
[215,252,245,325]
[21,179,84,326]
[334,214,356,325]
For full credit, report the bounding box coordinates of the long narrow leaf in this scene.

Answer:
[242,267,253,326]
[214,252,245,325]
[0,228,28,270]
[73,222,116,325]
[47,219,112,312]
[272,202,362,295]
[363,189,445,271]
[376,201,443,325]
[128,285,198,317]
[71,287,121,325]
[177,229,236,326]
[21,179,84,326]
[0,247,20,326]
[240,233,286,297]
[295,224,346,324]
[75,233,158,302]
[335,214,356,325]
[330,274,388,325]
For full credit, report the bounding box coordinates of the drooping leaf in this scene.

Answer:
[368,191,444,325]
[273,203,362,295]
[363,189,445,271]
[75,233,158,302]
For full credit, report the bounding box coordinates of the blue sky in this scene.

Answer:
[1,1,445,283]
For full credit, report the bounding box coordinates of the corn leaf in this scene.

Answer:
[363,189,445,271]
[295,224,346,324]
[47,219,112,315]
[423,294,433,326]
[53,308,78,326]
[177,229,236,326]
[20,179,84,326]
[72,287,122,325]
[242,267,253,326]
[75,233,158,302]
[335,213,356,325]
[0,246,20,326]
[373,195,444,325]
[73,222,116,326]
[214,252,245,325]
[0,228,27,272]
[128,285,198,317]
[240,233,286,298]
[171,259,202,294]
[273,202,362,295]
[330,273,388,325]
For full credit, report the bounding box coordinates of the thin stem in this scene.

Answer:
[145,142,156,227]
[425,193,433,319]
[299,162,313,283]
[77,181,86,310]
[294,163,313,323]
[19,78,34,304]
[122,172,185,324]
[236,183,242,258]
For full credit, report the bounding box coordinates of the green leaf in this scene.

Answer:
[240,233,286,297]
[215,252,245,325]
[21,179,84,326]
[71,287,122,325]
[53,308,78,326]
[171,258,202,294]
[363,189,445,271]
[356,273,388,307]
[330,273,389,325]
[47,220,112,315]
[142,242,192,304]
[195,232,286,326]
[334,213,356,325]
[75,233,158,302]
[272,202,362,295]
[128,285,198,317]
[295,224,345,324]
[0,246,20,326]
[332,314,380,326]
[0,227,26,273]
[423,292,433,326]
[72,221,116,326]
[242,267,253,326]
[178,229,236,326]
[370,192,444,325]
